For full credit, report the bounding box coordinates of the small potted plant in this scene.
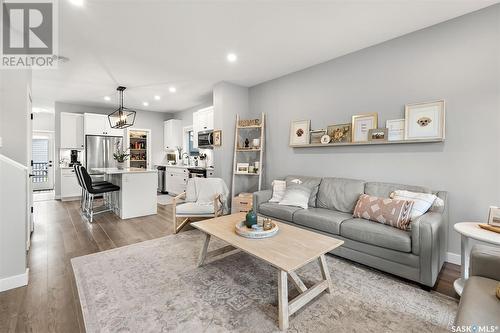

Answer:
[113,141,130,169]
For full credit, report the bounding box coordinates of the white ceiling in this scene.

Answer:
[32,0,499,112]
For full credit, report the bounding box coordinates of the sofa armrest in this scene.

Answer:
[470,244,500,281]
[411,212,446,286]
[253,190,272,213]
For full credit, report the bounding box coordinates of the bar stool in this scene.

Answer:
[78,166,120,222]
[74,165,115,212]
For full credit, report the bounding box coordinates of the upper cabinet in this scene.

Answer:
[192,106,214,148]
[84,113,123,137]
[163,119,182,151]
[60,112,84,149]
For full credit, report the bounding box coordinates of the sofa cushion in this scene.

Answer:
[455,276,500,327]
[259,202,302,221]
[353,194,414,230]
[340,218,412,252]
[293,208,352,235]
[285,176,322,207]
[317,177,365,213]
[364,182,431,198]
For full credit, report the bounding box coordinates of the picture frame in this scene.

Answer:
[289,120,311,145]
[368,128,388,142]
[352,113,378,142]
[487,206,500,227]
[327,123,352,143]
[386,119,405,141]
[213,130,222,146]
[310,129,326,144]
[236,163,249,174]
[405,100,445,140]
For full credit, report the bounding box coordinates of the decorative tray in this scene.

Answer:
[235,221,279,239]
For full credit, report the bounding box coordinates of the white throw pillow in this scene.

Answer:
[279,184,312,209]
[391,190,437,221]
[269,180,286,203]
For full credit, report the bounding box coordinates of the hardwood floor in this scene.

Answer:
[0,199,460,333]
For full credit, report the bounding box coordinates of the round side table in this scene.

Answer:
[453,222,500,296]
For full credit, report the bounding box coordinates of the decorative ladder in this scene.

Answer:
[231,113,266,213]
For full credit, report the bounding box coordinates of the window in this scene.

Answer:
[188,130,199,156]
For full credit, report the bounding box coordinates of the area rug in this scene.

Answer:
[71,230,457,333]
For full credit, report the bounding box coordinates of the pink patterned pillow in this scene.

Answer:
[353,194,414,230]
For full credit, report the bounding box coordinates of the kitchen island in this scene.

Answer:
[92,167,158,219]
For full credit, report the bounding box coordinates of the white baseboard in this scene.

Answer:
[0,268,29,292]
[446,252,461,265]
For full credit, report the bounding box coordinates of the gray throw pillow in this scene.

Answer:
[278,184,312,209]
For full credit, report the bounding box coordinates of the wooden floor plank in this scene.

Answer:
[0,199,460,333]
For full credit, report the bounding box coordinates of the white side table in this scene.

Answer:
[453,222,500,296]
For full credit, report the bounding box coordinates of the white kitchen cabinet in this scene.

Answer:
[163,119,182,151]
[192,106,214,148]
[165,167,188,195]
[60,168,81,200]
[84,113,123,136]
[60,112,84,149]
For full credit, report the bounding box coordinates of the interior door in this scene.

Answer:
[32,132,54,191]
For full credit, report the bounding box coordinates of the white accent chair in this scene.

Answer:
[172,177,229,233]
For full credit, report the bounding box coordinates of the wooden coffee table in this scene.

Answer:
[191,213,344,330]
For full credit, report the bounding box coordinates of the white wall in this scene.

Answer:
[0,69,31,289]
[33,112,55,132]
[54,102,174,196]
[248,5,500,256]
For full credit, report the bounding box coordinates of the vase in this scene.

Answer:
[117,162,125,170]
[245,209,257,228]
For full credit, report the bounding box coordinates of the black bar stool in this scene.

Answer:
[78,166,120,222]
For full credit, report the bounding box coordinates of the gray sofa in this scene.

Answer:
[455,245,500,327]
[253,176,448,287]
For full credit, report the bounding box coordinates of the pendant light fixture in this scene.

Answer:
[108,86,136,129]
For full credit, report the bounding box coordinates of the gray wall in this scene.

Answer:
[249,5,500,256]
[54,102,174,196]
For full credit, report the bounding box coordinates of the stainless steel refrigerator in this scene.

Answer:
[85,135,123,180]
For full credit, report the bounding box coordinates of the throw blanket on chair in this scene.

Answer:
[191,177,230,214]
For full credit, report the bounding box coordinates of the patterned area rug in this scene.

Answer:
[71,230,457,333]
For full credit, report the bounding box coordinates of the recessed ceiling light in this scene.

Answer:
[143,102,149,107]
[104,96,111,101]
[69,0,84,7]
[169,87,176,93]
[226,53,237,63]
[154,95,161,100]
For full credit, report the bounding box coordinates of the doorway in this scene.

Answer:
[32,131,55,192]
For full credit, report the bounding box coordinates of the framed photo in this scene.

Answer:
[289,120,310,145]
[310,129,326,144]
[352,113,378,142]
[213,130,222,146]
[236,163,249,174]
[405,100,445,140]
[386,119,405,141]
[327,124,352,143]
[368,128,388,141]
[487,206,500,227]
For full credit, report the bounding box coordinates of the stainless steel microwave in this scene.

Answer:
[198,130,213,148]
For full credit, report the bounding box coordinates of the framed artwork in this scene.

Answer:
[405,100,445,140]
[327,124,352,143]
[310,129,326,144]
[236,163,249,174]
[352,113,378,142]
[213,130,222,146]
[386,119,405,141]
[368,128,388,141]
[488,206,500,227]
[289,120,310,145]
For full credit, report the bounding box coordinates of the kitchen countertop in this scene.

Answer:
[156,164,214,170]
[92,167,157,174]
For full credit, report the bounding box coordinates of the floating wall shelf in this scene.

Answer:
[290,138,444,148]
